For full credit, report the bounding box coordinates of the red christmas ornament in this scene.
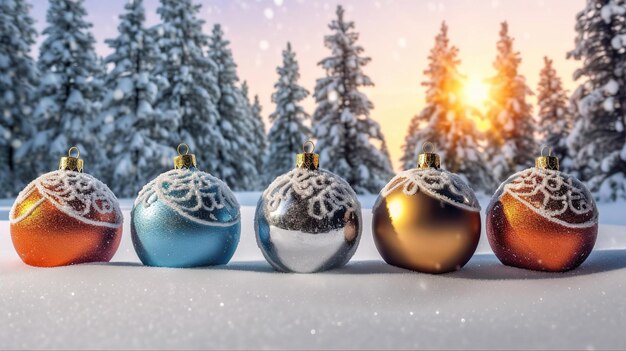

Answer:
[10,147,123,267]
[486,151,598,272]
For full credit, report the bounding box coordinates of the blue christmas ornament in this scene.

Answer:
[131,144,240,268]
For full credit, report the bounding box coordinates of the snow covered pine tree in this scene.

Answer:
[208,24,259,191]
[567,0,626,200]
[536,56,574,170]
[399,23,494,192]
[399,114,421,172]
[20,0,104,177]
[251,96,267,183]
[265,42,311,185]
[0,0,38,196]
[154,0,221,176]
[98,0,175,197]
[241,81,267,186]
[485,22,535,184]
[312,5,393,194]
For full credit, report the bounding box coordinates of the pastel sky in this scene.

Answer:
[30,0,585,170]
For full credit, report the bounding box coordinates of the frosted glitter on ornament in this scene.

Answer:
[264,168,359,220]
[372,146,482,274]
[11,170,123,228]
[10,148,123,267]
[487,164,599,272]
[135,169,240,226]
[500,168,597,228]
[131,145,241,268]
[380,168,481,212]
[255,142,362,273]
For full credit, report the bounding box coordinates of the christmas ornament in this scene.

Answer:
[255,141,362,273]
[372,143,481,274]
[486,148,598,272]
[132,144,240,268]
[10,147,123,267]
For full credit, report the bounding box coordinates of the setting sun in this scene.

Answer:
[461,77,492,132]
[462,77,490,109]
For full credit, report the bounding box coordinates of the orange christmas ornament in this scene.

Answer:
[486,147,599,272]
[10,147,123,267]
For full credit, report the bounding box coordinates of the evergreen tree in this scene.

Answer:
[251,95,266,184]
[20,0,103,176]
[98,0,175,197]
[485,22,535,184]
[567,0,626,200]
[265,43,311,184]
[398,22,493,191]
[380,139,394,174]
[536,56,574,169]
[208,24,258,191]
[154,0,221,173]
[0,0,38,196]
[312,5,393,194]
[399,114,421,171]
[242,81,267,185]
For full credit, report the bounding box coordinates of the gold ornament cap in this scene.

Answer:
[174,143,197,169]
[535,146,559,171]
[417,142,440,169]
[296,140,319,170]
[59,146,84,172]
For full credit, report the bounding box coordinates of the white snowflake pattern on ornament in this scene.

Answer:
[264,168,359,220]
[381,168,481,212]
[135,169,239,226]
[502,168,598,228]
[10,171,123,228]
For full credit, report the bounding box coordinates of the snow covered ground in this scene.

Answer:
[1,194,626,349]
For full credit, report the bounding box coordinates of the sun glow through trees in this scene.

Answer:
[462,77,489,108]
[462,76,492,132]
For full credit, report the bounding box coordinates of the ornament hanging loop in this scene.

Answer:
[59,146,84,172]
[174,143,197,169]
[540,145,553,157]
[177,143,190,156]
[536,144,559,171]
[68,146,80,158]
[422,141,435,154]
[417,141,440,169]
[303,140,315,154]
[296,140,320,170]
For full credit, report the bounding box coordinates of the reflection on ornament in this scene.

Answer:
[10,147,123,267]
[255,141,362,273]
[131,144,240,268]
[372,143,481,274]
[487,150,599,272]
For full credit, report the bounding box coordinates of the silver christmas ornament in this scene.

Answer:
[255,141,362,273]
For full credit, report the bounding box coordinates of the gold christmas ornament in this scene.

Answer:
[372,142,481,274]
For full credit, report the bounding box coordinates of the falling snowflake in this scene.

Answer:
[397,37,407,48]
[327,90,338,102]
